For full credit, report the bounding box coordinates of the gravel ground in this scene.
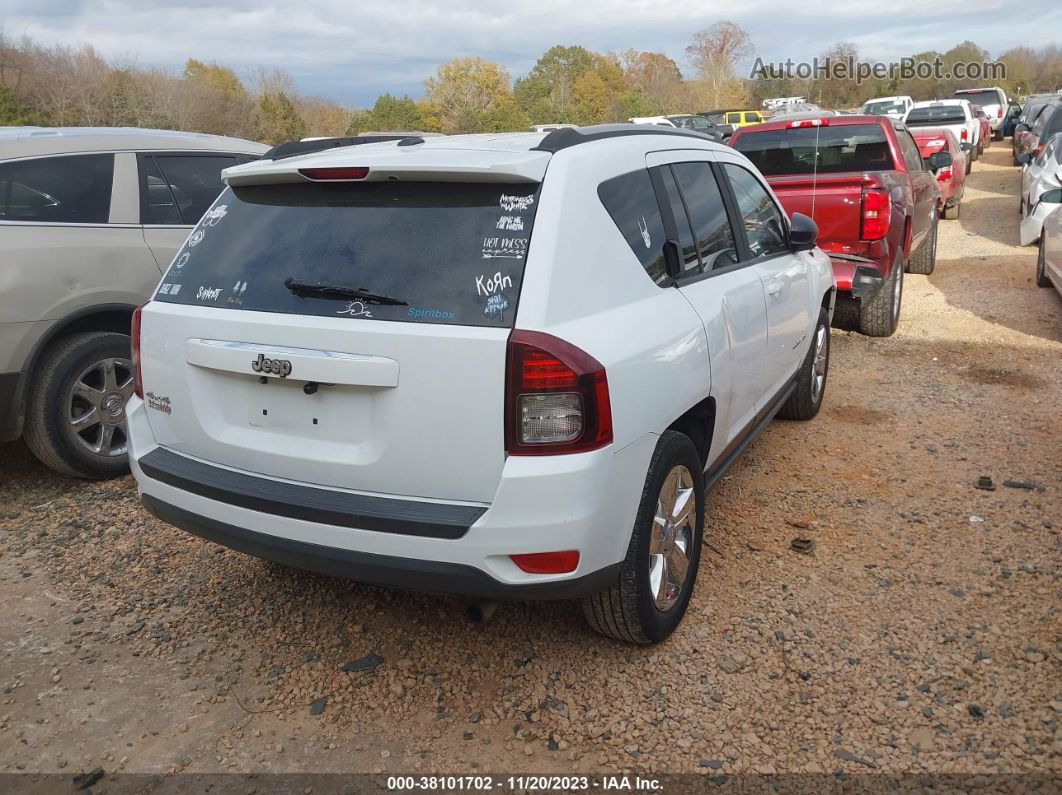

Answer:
[1,146,1059,786]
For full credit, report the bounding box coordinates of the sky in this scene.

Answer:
[3,0,1059,106]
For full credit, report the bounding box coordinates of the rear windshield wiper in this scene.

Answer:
[284,278,408,306]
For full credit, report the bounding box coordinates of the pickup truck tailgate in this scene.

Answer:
[764,173,870,244]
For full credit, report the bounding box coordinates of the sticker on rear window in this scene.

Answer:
[202,204,228,227]
[475,270,513,296]
[495,215,524,231]
[336,300,373,318]
[484,293,510,320]
[500,194,534,212]
[188,229,205,247]
[481,237,527,259]
[196,285,222,301]
[174,253,189,270]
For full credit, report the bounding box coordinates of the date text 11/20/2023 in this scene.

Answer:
[386,775,663,791]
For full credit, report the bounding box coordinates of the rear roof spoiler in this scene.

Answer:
[532,123,717,153]
[262,135,417,161]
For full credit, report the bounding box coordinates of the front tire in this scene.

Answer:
[1037,236,1051,288]
[23,332,134,479]
[907,218,938,275]
[779,309,830,421]
[583,431,704,644]
[859,252,903,337]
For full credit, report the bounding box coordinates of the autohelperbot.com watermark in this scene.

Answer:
[750,56,1006,84]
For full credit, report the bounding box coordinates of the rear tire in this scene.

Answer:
[582,431,704,644]
[1037,236,1051,288]
[907,219,938,275]
[859,252,903,337]
[779,309,830,421]
[23,332,134,479]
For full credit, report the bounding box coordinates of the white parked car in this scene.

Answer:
[952,87,1008,140]
[0,127,266,478]
[629,116,677,127]
[1018,132,1062,246]
[860,96,914,120]
[1036,204,1062,298]
[127,125,836,643]
[904,101,980,165]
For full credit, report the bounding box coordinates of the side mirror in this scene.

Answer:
[1016,153,1032,166]
[789,212,818,252]
[960,142,973,152]
[927,151,952,171]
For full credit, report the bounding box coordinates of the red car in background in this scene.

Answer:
[971,105,991,155]
[912,128,967,220]
[730,115,940,337]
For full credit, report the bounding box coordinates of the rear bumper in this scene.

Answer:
[127,397,655,600]
[141,495,621,600]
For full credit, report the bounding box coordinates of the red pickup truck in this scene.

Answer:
[730,115,940,336]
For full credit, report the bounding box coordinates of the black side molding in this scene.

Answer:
[138,448,485,540]
[141,496,620,601]
[533,123,718,153]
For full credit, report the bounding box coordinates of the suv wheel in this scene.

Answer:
[907,218,938,275]
[24,332,135,479]
[779,309,830,421]
[583,431,704,644]
[859,252,903,337]
[1036,236,1051,288]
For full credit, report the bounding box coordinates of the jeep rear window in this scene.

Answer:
[152,181,540,327]
[952,90,1000,108]
[732,124,893,175]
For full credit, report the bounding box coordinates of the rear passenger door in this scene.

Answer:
[717,157,812,396]
[646,151,769,450]
[894,126,936,249]
[138,152,242,269]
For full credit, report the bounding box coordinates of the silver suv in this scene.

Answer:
[0,127,266,478]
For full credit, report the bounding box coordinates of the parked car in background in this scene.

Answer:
[905,101,979,169]
[971,105,992,154]
[1013,96,1060,164]
[912,128,967,220]
[859,96,914,120]
[1018,132,1062,246]
[0,127,267,478]
[1003,101,1023,138]
[952,87,1008,140]
[766,107,845,123]
[730,114,939,337]
[763,97,807,112]
[529,124,577,133]
[127,125,836,644]
[629,116,724,141]
[1036,204,1062,298]
[1023,101,1062,163]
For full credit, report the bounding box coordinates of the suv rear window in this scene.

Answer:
[732,124,893,175]
[153,181,540,327]
[906,106,966,125]
[953,90,1001,108]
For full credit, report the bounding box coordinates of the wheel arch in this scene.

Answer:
[8,304,137,439]
[666,396,716,469]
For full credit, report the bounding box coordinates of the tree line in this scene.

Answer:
[1,26,1059,144]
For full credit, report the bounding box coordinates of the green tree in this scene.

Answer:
[183,58,245,97]
[348,93,426,133]
[424,57,513,133]
[0,84,38,125]
[256,91,306,144]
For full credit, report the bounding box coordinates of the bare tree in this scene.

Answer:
[685,21,754,108]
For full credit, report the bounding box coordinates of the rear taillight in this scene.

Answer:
[505,330,612,455]
[511,550,580,574]
[997,107,1003,118]
[860,189,891,240]
[936,166,953,182]
[131,304,144,399]
[960,128,968,141]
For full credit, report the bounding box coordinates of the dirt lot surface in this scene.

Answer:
[1,146,1059,789]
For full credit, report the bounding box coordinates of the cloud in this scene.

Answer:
[3,0,1059,105]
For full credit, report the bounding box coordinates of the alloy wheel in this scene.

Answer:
[810,324,829,404]
[649,465,695,611]
[68,357,135,457]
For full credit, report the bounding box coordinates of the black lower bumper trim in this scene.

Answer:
[138,447,484,539]
[141,495,621,601]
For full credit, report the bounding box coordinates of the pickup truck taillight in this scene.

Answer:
[131,304,145,399]
[960,128,968,141]
[936,166,953,182]
[861,189,891,240]
[997,108,1003,119]
[505,330,612,455]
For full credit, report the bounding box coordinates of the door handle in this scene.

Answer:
[765,279,783,297]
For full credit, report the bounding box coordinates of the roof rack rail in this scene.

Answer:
[262,135,415,161]
[531,124,717,154]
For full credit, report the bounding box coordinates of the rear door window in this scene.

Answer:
[0,154,113,223]
[140,154,239,225]
[597,169,668,285]
[733,124,893,175]
[896,130,925,172]
[153,181,540,327]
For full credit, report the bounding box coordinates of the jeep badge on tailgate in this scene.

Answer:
[251,353,292,378]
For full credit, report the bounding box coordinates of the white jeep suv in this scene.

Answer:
[128,125,835,643]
